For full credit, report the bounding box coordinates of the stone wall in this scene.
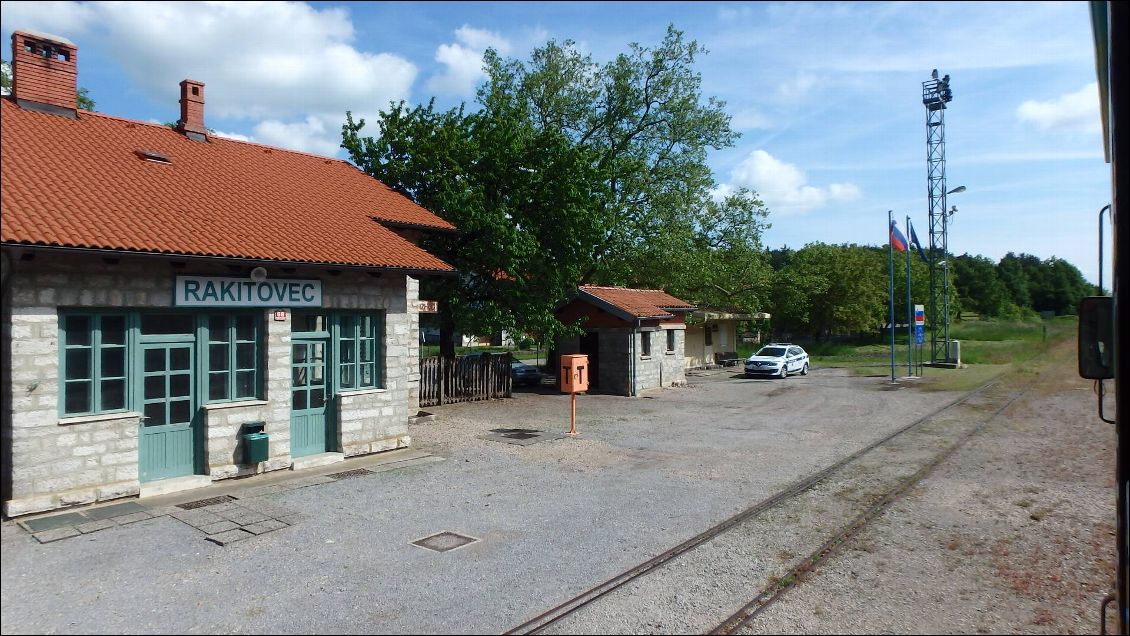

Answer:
[1,250,419,517]
[553,325,686,397]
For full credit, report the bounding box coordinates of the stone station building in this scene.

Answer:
[554,286,695,396]
[0,30,456,517]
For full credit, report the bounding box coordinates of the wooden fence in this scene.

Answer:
[419,353,512,407]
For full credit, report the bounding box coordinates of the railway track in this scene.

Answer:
[504,371,1033,635]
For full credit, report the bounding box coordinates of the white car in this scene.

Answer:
[744,343,809,379]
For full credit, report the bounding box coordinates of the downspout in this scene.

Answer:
[631,319,641,397]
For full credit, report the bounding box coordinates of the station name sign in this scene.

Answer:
[174,276,322,307]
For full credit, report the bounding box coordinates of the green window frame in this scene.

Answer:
[204,314,261,402]
[336,312,383,390]
[60,312,129,416]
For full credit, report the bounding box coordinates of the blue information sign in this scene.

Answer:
[915,324,925,345]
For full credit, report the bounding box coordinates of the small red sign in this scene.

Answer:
[273,310,288,321]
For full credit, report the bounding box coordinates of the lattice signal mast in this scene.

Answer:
[923,70,953,363]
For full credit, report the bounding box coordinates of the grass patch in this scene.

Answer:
[790,317,1074,387]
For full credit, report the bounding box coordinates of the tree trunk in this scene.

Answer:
[440,304,457,359]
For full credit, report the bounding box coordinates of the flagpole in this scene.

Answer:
[888,210,896,383]
[906,214,913,376]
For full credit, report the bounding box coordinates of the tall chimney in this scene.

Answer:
[177,79,208,142]
[10,30,79,117]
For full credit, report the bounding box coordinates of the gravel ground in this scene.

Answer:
[741,338,1117,635]
[0,344,1113,634]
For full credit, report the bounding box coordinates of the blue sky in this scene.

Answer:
[1,1,1111,284]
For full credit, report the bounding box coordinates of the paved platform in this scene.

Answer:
[11,449,441,545]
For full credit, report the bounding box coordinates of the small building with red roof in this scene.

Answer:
[554,286,696,396]
[0,30,456,517]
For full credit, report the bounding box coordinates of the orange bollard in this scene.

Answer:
[567,392,578,435]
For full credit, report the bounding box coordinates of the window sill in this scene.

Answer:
[338,387,387,397]
[640,356,652,360]
[58,411,141,426]
[665,351,675,355]
[203,400,270,411]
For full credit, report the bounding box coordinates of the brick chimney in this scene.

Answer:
[10,30,78,117]
[176,79,208,142]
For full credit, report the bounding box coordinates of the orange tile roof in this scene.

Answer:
[579,285,696,319]
[0,98,455,271]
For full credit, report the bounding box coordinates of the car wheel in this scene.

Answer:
[778,365,788,379]
[801,363,809,376]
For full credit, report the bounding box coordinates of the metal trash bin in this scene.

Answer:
[242,424,269,464]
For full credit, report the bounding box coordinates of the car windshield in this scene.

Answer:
[511,362,529,369]
[756,347,787,357]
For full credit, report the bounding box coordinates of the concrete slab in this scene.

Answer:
[19,512,88,533]
[221,511,269,526]
[197,520,241,535]
[205,529,253,546]
[139,475,212,499]
[476,430,567,447]
[84,501,148,521]
[32,527,81,543]
[113,512,154,525]
[241,519,288,535]
[290,452,345,471]
[170,509,224,527]
[75,519,118,534]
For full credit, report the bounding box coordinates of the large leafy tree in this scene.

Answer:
[769,243,889,339]
[951,253,1009,318]
[342,26,760,351]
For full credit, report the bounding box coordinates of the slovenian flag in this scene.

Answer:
[889,220,908,252]
[908,219,928,263]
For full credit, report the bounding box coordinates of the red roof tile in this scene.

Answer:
[0,99,455,271]
[579,286,696,319]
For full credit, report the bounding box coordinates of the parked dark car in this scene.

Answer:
[510,361,543,386]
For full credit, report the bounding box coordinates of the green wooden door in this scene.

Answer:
[138,342,197,482]
[291,339,331,458]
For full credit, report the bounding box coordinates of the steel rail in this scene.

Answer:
[709,381,1031,635]
[503,375,1013,635]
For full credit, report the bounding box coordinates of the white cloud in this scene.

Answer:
[722,150,861,216]
[1017,83,1101,135]
[776,73,817,101]
[211,129,253,143]
[729,107,771,131]
[0,1,95,37]
[426,25,511,96]
[253,116,340,157]
[1,1,416,156]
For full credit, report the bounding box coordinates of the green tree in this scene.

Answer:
[342,26,746,350]
[769,243,888,339]
[1,59,95,110]
[951,253,1008,317]
[623,188,772,314]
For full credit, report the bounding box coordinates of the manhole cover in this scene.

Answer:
[327,468,373,480]
[503,432,539,439]
[176,495,237,510]
[490,428,538,434]
[411,531,480,553]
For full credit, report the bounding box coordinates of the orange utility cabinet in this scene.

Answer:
[560,354,589,393]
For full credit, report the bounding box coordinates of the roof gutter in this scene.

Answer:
[0,243,459,277]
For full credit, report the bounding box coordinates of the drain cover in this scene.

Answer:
[176,495,237,510]
[503,432,539,440]
[490,428,539,434]
[326,468,373,480]
[411,531,480,553]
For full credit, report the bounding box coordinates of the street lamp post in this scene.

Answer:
[940,186,965,363]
